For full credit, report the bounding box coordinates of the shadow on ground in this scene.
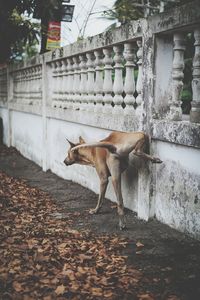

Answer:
[0,145,200,299]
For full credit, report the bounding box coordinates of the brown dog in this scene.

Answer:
[64,131,162,229]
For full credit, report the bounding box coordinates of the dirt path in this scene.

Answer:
[0,145,200,300]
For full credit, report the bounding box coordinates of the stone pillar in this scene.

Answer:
[66,57,74,108]
[52,61,58,107]
[123,42,136,114]
[79,54,87,110]
[61,58,68,105]
[136,39,143,108]
[168,33,185,121]
[72,56,80,109]
[113,45,124,113]
[190,28,200,123]
[103,48,113,112]
[94,50,104,111]
[86,52,95,110]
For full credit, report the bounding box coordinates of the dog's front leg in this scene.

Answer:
[89,177,108,214]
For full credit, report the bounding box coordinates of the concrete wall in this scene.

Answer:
[11,111,43,167]
[154,141,200,238]
[0,107,10,146]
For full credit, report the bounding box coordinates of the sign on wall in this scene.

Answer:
[46,22,61,50]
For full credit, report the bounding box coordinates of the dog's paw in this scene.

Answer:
[89,208,99,215]
[119,218,127,230]
[152,157,162,164]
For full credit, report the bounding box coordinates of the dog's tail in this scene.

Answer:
[71,142,117,153]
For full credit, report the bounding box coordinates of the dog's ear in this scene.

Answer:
[79,136,85,144]
[66,138,75,148]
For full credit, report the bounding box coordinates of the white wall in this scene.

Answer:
[11,111,43,167]
[154,141,200,238]
[0,107,10,146]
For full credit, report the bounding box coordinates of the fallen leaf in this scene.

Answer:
[55,284,65,295]
[136,241,144,248]
[13,281,23,292]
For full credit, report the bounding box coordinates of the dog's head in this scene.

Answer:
[63,136,88,166]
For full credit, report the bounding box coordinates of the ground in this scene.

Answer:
[0,145,200,300]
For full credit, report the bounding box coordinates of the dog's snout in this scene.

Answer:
[63,159,68,165]
[63,158,74,166]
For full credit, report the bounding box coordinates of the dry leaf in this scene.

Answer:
[55,284,65,295]
[136,241,144,248]
[13,281,23,292]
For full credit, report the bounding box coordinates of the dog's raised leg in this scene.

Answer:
[133,150,162,163]
[90,177,108,214]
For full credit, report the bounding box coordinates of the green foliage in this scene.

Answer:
[0,0,63,63]
[102,0,192,24]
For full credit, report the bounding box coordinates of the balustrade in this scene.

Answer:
[1,1,199,127]
[12,66,42,106]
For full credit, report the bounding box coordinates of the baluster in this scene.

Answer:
[103,48,113,112]
[61,58,68,107]
[94,50,104,111]
[190,28,200,123]
[32,67,37,103]
[28,68,33,104]
[86,52,95,110]
[31,67,37,104]
[113,45,124,113]
[22,70,26,103]
[123,42,136,114]
[56,61,63,107]
[168,33,185,121]
[58,60,63,106]
[52,61,57,107]
[72,56,80,110]
[23,69,27,103]
[79,54,87,110]
[13,72,17,101]
[19,71,22,102]
[136,40,143,109]
[66,57,74,109]
[37,66,42,105]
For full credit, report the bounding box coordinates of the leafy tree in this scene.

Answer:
[102,0,191,24]
[0,1,38,64]
[0,0,62,64]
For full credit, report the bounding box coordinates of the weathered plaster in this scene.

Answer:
[11,111,43,166]
[152,120,200,149]
[154,140,200,238]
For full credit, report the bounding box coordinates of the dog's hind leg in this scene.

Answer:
[112,174,126,230]
[133,137,162,163]
[108,157,126,230]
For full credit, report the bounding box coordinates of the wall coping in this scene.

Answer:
[152,119,200,149]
